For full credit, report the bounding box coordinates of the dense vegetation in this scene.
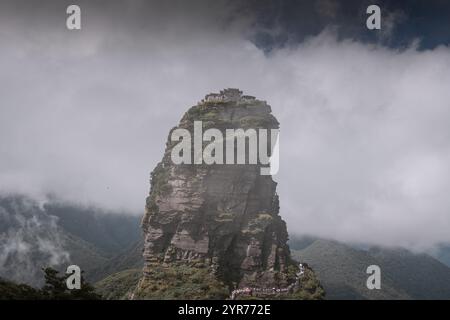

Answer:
[95,269,142,300]
[290,238,450,299]
[134,264,230,300]
[0,267,101,300]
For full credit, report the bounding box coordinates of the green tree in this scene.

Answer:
[1,268,102,300]
[69,273,102,300]
[41,267,101,300]
[0,278,42,300]
[41,267,70,299]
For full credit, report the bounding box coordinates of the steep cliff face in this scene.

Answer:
[134,89,324,299]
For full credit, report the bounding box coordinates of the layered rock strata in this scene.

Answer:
[134,89,324,299]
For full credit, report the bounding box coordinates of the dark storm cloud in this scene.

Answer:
[1,0,450,251]
[246,0,450,50]
[2,0,449,50]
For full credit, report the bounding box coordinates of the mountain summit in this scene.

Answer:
[133,89,324,299]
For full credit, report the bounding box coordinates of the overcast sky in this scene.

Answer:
[1,0,450,251]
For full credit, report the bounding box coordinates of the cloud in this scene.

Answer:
[0,1,450,251]
[270,34,450,251]
[378,9,407,44]
[0,196,70,286]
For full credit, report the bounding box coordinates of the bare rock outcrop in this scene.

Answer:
[134,89,324,299]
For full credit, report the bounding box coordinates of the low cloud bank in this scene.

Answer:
[1,1,450,251]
